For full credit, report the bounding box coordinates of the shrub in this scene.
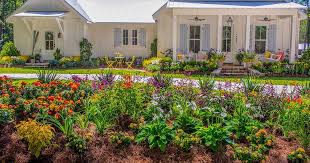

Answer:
[173,114,202,134]
[80,38,93,62]
[53,48,63,61]
[145,64,160,72]
[174,129,200,151]
[247,129,274,153]
[151,38,157,56]
[109,131,134,147]
[195,124,231,152]
[143,57,161,67]
[0,41,20,56]
[16,120,55,157]
[0,56,13,64]
[287,148,309,162]
[236,51,246,65]
[67,134,87,153]
[136,121,175,152]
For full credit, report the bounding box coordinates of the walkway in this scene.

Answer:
[1,73,301,95]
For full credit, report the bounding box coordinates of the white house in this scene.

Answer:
[6,0,307,63]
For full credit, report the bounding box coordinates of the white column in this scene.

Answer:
[172,15,177,60]
[290,15,297,63]
[245,15,251,51]
[217,15,223,52]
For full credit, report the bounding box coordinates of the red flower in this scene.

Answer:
[33,81,41,87]
[54,113,60,119]
[68,109,73,114]
[122,75,133,89]
[48,96,55,102]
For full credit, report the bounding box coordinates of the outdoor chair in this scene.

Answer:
[105,56,115,68]
[125,56,136,69]
[264,51,285,62]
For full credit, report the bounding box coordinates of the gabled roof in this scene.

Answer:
[167,1,306,9]
[76,0,167,23]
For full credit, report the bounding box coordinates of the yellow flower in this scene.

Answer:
[296,148,305,153]
[297,154,303,159]
[266,140,272,146]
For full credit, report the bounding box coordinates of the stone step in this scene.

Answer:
[220,72,249,76]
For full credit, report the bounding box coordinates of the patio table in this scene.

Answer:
[115,56,125,68]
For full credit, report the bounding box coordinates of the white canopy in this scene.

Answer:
[14,12,66,17]
[167,1,306,9]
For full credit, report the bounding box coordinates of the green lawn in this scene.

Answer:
[1,67,309,85]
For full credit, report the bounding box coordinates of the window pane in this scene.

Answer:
[194,40,200,53]
[260,26,267,39]
[132,30,137,45]
[123,30,128,45]
[255,26,261,39]
[194,26,200,39]
[46,41,50,50]
[255,41,266,54]
[189,40,195,52]
[190,26,195,39]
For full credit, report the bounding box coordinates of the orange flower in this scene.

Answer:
[54,113,60,119]
[68,109,73,114]
[33,81,41,87]
[21,81,27,86]
[295,98,302,104]
[122,75,133,89]
[48,96,55,102]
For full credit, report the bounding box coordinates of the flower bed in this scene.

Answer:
[0,74,309,162]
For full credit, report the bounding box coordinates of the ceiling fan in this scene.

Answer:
[258,17,276,22]
[189,16,205,21]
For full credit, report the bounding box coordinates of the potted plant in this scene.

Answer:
[243,52,256,68]
[236,50,246,66]
[216,53,225,67]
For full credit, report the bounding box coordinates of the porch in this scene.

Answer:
[169,2,306,64]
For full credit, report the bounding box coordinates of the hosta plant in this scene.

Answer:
[16,119,55,157]
[136,120,175,152]
[173,113,203,134]
[195,123,232,152]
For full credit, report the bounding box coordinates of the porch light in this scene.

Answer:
[227,17,233,26]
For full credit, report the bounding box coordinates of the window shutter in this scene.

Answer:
[268,24,277,52]
[249,25,254,51]
[202,24,210,51]
[179,24,188,53]
[139,28,146,47]
[114,28,121,47]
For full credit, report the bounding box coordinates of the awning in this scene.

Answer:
[167,1,307,9]
[13,12,66,17]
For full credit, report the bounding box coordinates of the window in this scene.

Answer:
[222,26,232,52]
[132,30,138,45]
[123,30,128,45]
[255,26,267,54]
[45,32,54,50]
[189,26,200,53]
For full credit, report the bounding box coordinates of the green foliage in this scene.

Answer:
[67,134,87,153]
[173,114,202,134]
[146,64,160,72]
[235,51,246,65]
[36,69,59,83]
[79,38,93,62]
[16,120,55,158]
[0,41,20,56]
[0,109,13,124]
[198,75,215,95]
[287,148,309,162]
[247,129,274,153]
[53,48,63,61]
[233,145,265,162]
[241,76,261,95]
[195,124,231,152]
[136,121,175,152]
[174,129,200,151]
[109,131,134,147]
[301,47,310,64]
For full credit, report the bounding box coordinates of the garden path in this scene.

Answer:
[1,73,301,95]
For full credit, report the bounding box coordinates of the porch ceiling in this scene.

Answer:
[167,1,306,9]
[13,12,66,18]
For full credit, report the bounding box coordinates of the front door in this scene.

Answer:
[44,31,56,60]
[222,26,233,63]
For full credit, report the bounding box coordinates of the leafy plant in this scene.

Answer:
[36,69,59,83]
[0,109,13,124]
[173,113,202,134]
[109,131,134,147]
[236,51,246,65]
[136,121,175,152]
[80,38,93,62]
[53,48,63,61]
[174,129,200,151]
[0,41,20,56]
[247,129,274,153]
[233,145,265,162]
[287,148,309,162]
[16,119,54,157]
[241,76,261,96]
[198,75,215,95]
[195,123,231,152]
[67,134,87,153]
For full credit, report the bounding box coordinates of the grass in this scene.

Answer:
[1,67,309,85]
